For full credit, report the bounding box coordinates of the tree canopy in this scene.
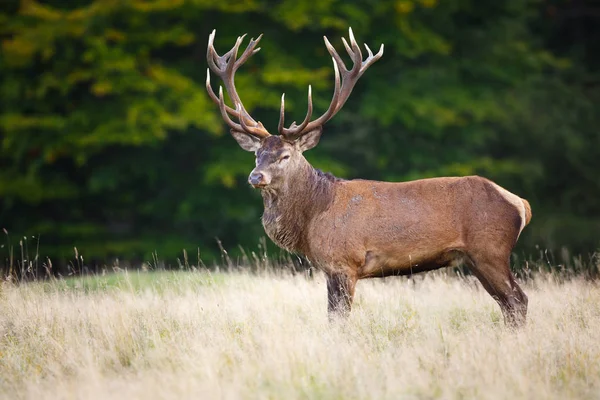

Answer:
[1,0,599,268]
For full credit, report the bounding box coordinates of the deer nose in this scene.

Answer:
[248,171,267,187]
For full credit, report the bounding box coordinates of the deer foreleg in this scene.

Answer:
[326,272,357,320]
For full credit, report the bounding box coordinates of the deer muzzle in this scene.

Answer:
[248,170,271,188]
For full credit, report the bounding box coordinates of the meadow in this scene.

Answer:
[0,267,599,399]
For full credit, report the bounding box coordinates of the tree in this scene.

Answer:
[1,0,598,271]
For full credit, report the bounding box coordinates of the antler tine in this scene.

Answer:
[324,36,348,72]
[341,28,363,77]
[206,29,270,139]
[237,102,254,133]
[280,56,342,139]
[215,89,270,138]
[279,86,314,137]
[206,30,238,112]
[364,43,373,58]
[341,37,354,59]
[206,68,236,115]
[348,27,359,51]
[237,101,270,137]
[217,86,244,132]
[280,28,383,139]
[224,34,245,75]
[348,27,364,74]
[359,43,384,77]
[332,28,367,113]
[236,34,263,67]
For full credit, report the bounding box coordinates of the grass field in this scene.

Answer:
[0,268,599,399]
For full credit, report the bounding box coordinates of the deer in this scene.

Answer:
[205,28,532,327]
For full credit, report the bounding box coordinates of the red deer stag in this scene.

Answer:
[206,28,532,327]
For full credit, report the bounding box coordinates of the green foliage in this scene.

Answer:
[0,0,598,267]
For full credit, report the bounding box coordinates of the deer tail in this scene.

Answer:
[521,199,532,226]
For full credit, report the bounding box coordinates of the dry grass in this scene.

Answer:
[0,269,599,399]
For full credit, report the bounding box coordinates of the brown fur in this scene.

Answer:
[250,137,531,327]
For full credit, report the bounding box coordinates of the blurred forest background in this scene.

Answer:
[0,0,599,272]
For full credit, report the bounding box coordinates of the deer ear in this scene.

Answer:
[230,130,262,152]
[296,127,323,152]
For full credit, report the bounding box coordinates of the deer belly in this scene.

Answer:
[358,248,465,278]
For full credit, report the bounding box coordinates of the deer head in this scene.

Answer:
[206,28,384,190]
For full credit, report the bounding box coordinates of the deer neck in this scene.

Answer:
[260,161,337,254]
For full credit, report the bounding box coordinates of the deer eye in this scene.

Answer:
[279,154,291,162]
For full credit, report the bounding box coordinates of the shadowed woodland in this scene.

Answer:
[0,0,599,274]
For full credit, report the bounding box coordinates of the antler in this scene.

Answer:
[278,28,384,139]
[206,30,270,139]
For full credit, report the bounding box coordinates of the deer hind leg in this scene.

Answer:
[467,254,528,328]
[326,272,357,320]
